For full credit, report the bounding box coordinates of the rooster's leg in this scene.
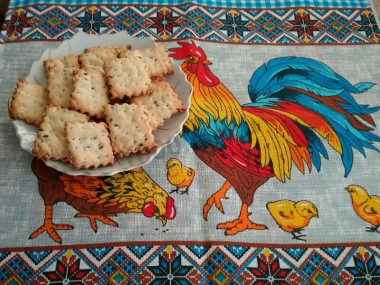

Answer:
[217,203,267,235]
[203,181,231,220]
[74,213,118,232]
[29,205,73,244]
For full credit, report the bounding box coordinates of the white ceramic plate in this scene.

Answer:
[11,32,192,176]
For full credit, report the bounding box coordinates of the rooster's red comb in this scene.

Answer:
[169,41,207,61]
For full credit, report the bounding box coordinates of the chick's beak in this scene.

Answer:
[202,60,212,65]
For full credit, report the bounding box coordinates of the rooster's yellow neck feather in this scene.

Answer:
[181,63,245,131]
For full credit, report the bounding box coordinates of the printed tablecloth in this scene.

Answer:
[1,0,380,284]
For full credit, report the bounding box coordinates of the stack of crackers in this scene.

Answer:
[9,44,185,170]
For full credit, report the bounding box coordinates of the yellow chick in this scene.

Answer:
[166,158,195,195]
[266,200,318,241]
[345,185,380,233]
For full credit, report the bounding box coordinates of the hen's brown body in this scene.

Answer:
[32,159,121,215]
[30,158,175,243]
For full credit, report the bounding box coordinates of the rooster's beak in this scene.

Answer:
[202,60,212,65]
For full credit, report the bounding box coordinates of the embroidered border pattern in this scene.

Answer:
[1,4,379,44]
[0,244,379,284]
[7,0,373,9]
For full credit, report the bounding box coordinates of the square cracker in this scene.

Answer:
[105,103,157,157]
[130,78,185,130]
[85,45,131,55]
[80,45,131,71]
[44,55,79,108]
[79,47,119,71]
[104,52,153,100]
[33,106,89,161]
[9,80,49,127]
[71,68,110,119]
[66,122,114,169]
[44,54,78,70]
[120,45,173,77]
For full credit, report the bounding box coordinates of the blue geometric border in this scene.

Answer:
[1,244,380,284]
[1,4,379,44]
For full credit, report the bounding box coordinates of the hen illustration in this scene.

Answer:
[169,41,380,235]
[30,158,176,243]
[167,158,195,194]
[346,185,380,232]
[266,200,318,241]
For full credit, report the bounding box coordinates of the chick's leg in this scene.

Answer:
[291,231,307,242]
[74,213,118,232]
[203,180,231,220]
[180,186,190,195]
[29,205,73,244]
[366,225,380,233]
[217,203,267,235]
[170,187,180,194]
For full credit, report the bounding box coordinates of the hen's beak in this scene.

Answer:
[202,60,212,65]
[157,216,167,226]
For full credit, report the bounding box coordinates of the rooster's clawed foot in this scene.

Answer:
[217,203,267,235]
[75,213,118,232]
[29,205,73,244]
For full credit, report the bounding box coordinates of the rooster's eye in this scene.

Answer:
[188,56,196,63]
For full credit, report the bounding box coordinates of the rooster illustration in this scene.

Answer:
[169,41,380,235]
[30,158,176,243]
